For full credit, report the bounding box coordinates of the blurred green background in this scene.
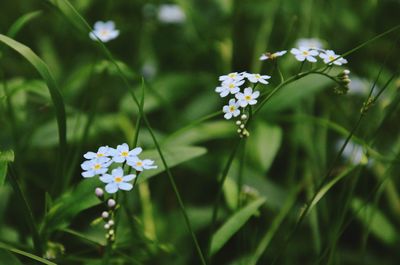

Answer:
[0,0,400,264]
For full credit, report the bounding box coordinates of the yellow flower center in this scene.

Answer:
[329,56,335,61]
[136,161,143,167]
[97,153,104,157]
[302,51,309,56]
[245,95,251,101]
[255,74,261,79]
[100,29,109,37]
[94,164,101,170]
[114,177,123,183]
[228,73,236,78]
[229,106,235,112]
[229,84,235,88]
[121,151,128,157]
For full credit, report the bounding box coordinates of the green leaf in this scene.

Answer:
[7,11,42,38]
[0,242,55,265]
[0,249,23,265]
[223,177,239,210]
[248,122,282,172]
[164,121,235,146]
[351,198,398,244]
[43,178,100,234]
[138,146,208,184]
[0,34,67,184]
[210,197,266,255]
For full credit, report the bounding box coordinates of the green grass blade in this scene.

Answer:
[210,197,266,256]
[0,34,67,193]
[7,11,43,38]
[0,242,55,265]
[6,166,43,255]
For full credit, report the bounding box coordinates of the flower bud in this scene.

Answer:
[101,211,109,219]
[237,129,242,133]
[95,187,104,198]
[104,224,110,230]
[236,120,241,125]
[343,69,350,75]
[239,124,245,129]
[107,199,116,208]
[241,114,247,120]
[108,220,114,226]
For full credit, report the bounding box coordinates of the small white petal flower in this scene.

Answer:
[100,167,136,194]
[89,21,119,43]
[81,157,112,178]
[296,38,323,50]
[215,80,244,97]
[245,73,271,84]
[235,87,260,108]
[110,143,142,163]
[158,4,186,24]
[222,99,240,120]
[127,157,158,171]
[259,50,287,61]
[319,50,348,65]
[219,72,245,82]
[290,47,319,62]
[84,146,113,160]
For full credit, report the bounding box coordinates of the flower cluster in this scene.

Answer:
[81,143,157,194]
[259,38,348,66]
[215,72,270,137]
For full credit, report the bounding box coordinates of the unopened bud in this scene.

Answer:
[108,220,114,226]
[104,224,110,230]
[101,211,109,219]
[241,114,247,120]
[107,199,116,208]
[236,120,241,125]
[95,188,104,198]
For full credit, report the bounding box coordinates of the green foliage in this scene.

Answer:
[0,0,399,264]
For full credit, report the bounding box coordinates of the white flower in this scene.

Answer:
[219,72,245,82]
[259,50,287,61]
[89,21,119,43]
[215,80,244,97]
[158,4,186,24]
[127,157,157,171]
[319,50,348,65]
[235,87,260,107]
[100,167,136,194]
[290,47,319,62]
[81,157,112,178]
[110,143,142,163]
[83,146,113,160]
[222,99,240,120]
[245,73,271,84]
[296,38,323,50]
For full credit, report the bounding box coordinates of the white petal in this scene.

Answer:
[239,100,248,108]
[129,147,142,156]
[233,109,240,117]
[118,182,133,191]
[105,183,119,194]
[81,160,92,170]
[123,174,136,182]
[224,112,233,119]
[259,79,269,84]
[84,152,97,159]
[220,90,229,97]
[100,174,113,183]
[112,167,124,176]
[112,155,125,163]
[306,56,317,63]
[252,91,260,99]
[235,93,244,100]
[244,87,252,94]
[222,106,230,113]
[295,55,306,61]
[82,171,94,178]
[249,99,258,105]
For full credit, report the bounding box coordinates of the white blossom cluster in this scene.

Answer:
[81,143,157,194]
[215,72,270,121]
[259,38,348,66]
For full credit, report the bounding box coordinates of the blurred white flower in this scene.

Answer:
[127,157,157,171]
[81,157,112,178]
[245,73,271,84]
[215,79,244,97]
[100,168,136,194]
[319,50,348,65]
[259,50,287,61]
[336,139,368,165]
[296,38,323,50]
[223,99,240,120]
[89,21,119,42]
[158,4,186,24]
[290,47,319,62]
[110,143,142,163]
[235,87,260,107]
